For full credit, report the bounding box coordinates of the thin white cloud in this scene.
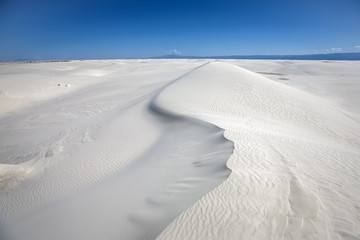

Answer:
[323,48,343,53]
[330,47,342,52]
[355,46,360,49]
[169,49,181,55]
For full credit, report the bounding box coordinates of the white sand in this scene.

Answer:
[0,60,232,240]
[156,61,360,239]
[0,60,359,239]
[224,59,360,117]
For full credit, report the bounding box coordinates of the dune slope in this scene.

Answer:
[156,62,360,239]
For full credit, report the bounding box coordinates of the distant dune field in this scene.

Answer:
[0,60,359,240]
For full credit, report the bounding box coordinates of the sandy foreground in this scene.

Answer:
[0,60,359,239]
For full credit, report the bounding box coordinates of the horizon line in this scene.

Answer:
[2,52,360,63]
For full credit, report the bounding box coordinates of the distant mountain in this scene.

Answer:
[152,52,360,60]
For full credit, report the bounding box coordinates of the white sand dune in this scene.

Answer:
[0,60,232,240]
[0,60,360,239]
[156,61,360,239]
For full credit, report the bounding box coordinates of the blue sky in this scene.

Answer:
[0,0,359,60]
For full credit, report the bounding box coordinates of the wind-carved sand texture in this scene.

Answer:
[0,60,360,240]
[155,62,360,239]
